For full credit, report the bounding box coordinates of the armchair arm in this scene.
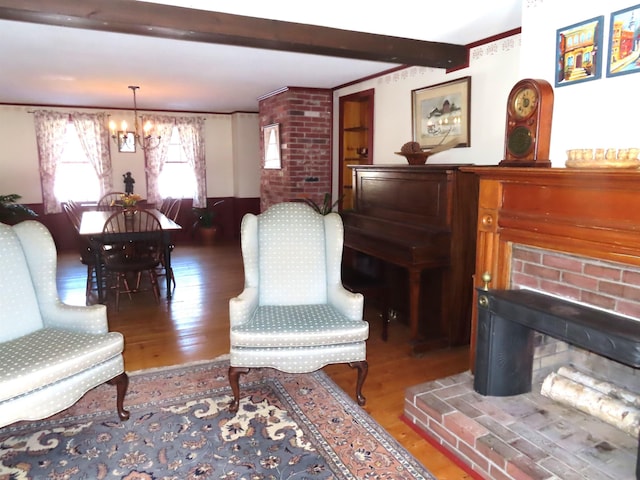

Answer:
[42,301,109,335]
[328,284,364,321]
[229,286,259,327]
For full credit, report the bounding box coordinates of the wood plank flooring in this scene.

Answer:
[57,241,473,479]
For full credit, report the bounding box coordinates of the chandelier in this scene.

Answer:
[109,86,160,152]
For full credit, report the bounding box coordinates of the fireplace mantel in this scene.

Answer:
[462,166,640,369]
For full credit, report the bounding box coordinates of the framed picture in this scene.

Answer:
[555,16,604,87]
[263,123,281,169]
[606,4,640,78]
[411,76,471,150]
[118,131,136,153]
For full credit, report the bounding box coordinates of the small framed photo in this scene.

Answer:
[263,123,281,169]
[118,131,136,153]
[606,4,640,78]
[555,16,604,87]
[411,76,471,150]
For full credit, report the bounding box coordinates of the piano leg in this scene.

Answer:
[408,268,422,340]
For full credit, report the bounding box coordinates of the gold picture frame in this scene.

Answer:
[263,123,281,169]
[118,131,136,153]
[411,76,471,150]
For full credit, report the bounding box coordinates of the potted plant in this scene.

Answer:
[304,193,341,215]
[0,194,38,225]
[192,199,224,245]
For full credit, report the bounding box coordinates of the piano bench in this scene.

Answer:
[342,267,389,341]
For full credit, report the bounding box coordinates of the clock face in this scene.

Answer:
[511,87,538,120]
[507,126,533,157]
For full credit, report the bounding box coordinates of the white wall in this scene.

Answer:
[231,113,261,198]
[0,105,260,203]
[521,0,640,166]
[332,33,522,190]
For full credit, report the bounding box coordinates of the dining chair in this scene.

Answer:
[159,197,174,216]
[156,198,180,290]
[228,202,369,412]
[63,202,101,299]
[97,191,126,211]
[100,209,164,310]
[164,198,181,222]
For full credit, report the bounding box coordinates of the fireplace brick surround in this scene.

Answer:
[405,167,640,479]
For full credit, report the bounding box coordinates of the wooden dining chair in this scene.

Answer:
[164,198,181,223]
[156,198,180,291]
[100,209,164,310]
[63,202,101,299]
[97,191,126,211]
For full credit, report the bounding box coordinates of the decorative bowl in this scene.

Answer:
[395,151,433,165]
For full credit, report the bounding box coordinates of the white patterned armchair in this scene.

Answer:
[228,202,369,412]
[0,220,128,427]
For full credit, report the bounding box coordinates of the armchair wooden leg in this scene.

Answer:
[107,372,130,421]
[349,360,368,406]
[228,366,250,413]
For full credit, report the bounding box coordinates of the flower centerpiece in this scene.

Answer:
[120,193,142,208]
[117,193,142,219]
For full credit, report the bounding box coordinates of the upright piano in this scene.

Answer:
[341,164,479,352]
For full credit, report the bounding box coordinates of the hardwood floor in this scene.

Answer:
[57,241,473,479]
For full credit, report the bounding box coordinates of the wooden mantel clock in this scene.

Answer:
[499,78,554,167]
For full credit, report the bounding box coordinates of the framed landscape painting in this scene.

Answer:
[555,16,604,87]
[411,76,470,150]
[606,4,640,78]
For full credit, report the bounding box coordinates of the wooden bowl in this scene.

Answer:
[395,152,433,165]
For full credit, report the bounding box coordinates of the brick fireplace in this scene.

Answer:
[404,167,640,479]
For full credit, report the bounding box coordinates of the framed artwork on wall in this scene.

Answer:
[118,131,136,153]
[606,4,640,78]
[555,16,604,87]
[411,76,471,150]
[263,123,281,169]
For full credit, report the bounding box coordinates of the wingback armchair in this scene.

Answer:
[0,220,128,427]
[228,202,369,412]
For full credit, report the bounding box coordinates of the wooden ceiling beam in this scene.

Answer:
[0,0,467,69]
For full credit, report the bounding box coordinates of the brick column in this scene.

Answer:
[258,87,332,211]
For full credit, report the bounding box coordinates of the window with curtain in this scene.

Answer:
[143,115,206,208]
[33,111,112,214]
[54,122,101,202]
[157,125,197,199]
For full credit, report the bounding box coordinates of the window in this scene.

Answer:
[54,122,100,202]
[157,125,197,199]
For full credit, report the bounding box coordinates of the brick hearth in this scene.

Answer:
[404,371,637,480]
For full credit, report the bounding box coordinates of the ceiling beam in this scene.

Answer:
[0,0,468,69]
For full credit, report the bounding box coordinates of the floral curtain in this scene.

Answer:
[176,116,207,208]
[142,114,175,207]
[71,112,113,197]
[33,110,69,214]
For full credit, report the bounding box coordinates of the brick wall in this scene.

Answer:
[511,245,640,388]
[258,87,332,211]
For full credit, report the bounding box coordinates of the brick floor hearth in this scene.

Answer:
[404,371,637,480]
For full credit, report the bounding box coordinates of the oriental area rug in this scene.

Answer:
[0,358,435,479]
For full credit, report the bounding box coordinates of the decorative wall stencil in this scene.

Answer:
[606,4,640,78]
[555,16,604,87]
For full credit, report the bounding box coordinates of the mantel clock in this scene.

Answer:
[500,79,554,167]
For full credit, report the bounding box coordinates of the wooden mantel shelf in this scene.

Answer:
[460,166,640,368]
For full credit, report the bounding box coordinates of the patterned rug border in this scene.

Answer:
[1,358,435,479]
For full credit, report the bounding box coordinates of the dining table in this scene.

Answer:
[79,208,182,302]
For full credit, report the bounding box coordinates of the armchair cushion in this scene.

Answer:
[230,304,369,348]
[0,327,124,402]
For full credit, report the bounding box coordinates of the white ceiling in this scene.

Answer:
[0,0,522,113]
